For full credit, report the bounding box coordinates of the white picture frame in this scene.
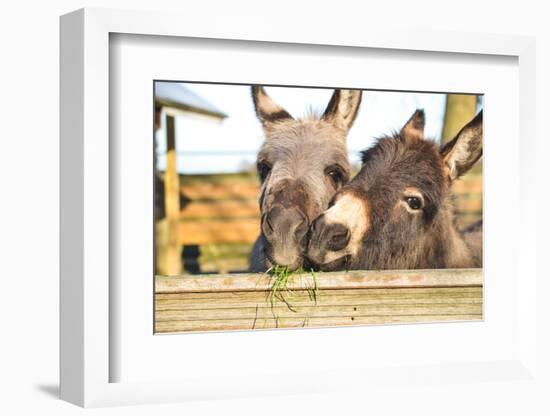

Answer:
[60,8,540,408]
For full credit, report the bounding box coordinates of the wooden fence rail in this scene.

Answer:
[155,268,483,334]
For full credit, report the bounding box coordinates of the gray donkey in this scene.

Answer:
[249,86,362,272]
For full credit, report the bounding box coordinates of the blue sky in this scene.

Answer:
[156,83,451,174]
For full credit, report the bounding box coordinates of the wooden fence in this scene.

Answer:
[177,175,260,245]
[156,172,482,274]
[155,268,483,333]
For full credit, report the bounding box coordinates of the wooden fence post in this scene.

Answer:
[160,114,182,275]
[443,94,483,224]
[441,94,478,143]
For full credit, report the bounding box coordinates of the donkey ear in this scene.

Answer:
[440,110,483,181]
[251,86,293,127]
[322,89,362,132]
[401,109,425,141]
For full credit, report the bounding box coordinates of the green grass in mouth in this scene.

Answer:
[266,265,319,313]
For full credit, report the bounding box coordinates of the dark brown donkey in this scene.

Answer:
[249,86,362,272]
[307,109,483,271]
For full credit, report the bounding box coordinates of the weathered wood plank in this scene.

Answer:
[156,286,482,300]
[156,314,482,333]
[156,268,483,293]
[154,269,483,333]
[157,303,482,321]
[180,182,259,200]
[180,200,259,220]
[455,198,482,213]
[177,218,260,245]
[156,288,482,310]
[451,176,482,195]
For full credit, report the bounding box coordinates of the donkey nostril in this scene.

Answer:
[264,208,281,234]
[294,218,308,243]
[310,214,324,234]
[327,227,351,252]
[265,213,275,232]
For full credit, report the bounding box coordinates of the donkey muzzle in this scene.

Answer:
[306,214,351,269]
[261,205,308,269]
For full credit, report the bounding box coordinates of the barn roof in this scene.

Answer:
[154,82,227,119]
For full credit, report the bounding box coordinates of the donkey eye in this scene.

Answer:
[257,161,272,182]
[325,166,347,188]
[327,170,343,186]
[405,196,422,210]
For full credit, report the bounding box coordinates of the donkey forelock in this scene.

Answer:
[250,86,362,271]
[257,119,350,216]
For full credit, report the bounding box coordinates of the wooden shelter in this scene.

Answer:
[154,82,227,275]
